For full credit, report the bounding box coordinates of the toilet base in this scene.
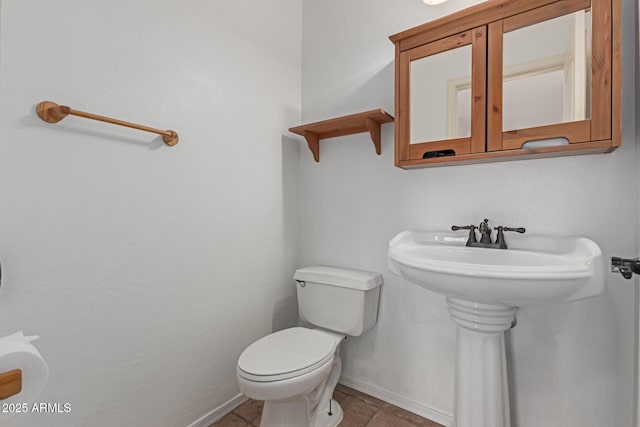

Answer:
[312,399,343,427]
[260,398,343,427]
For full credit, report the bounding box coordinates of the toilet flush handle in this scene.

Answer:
[296,280,306,287]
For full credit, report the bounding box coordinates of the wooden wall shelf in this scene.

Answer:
[289,109,394,162]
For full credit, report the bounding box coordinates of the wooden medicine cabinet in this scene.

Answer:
[389,0,621,168]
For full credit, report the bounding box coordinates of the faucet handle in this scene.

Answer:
[493,226,506,248]
[451,225,474,231]
[451,225,477,246]
[493,225,526,249]
[503,227,526,233]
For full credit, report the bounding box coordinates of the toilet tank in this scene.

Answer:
[293,265,382,336]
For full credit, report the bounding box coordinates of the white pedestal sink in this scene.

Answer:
[388,231,604,427]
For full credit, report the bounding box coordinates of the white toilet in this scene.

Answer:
[236,265,383,427]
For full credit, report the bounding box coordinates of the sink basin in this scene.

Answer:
[388,230,605,427]
[388,230,604,306]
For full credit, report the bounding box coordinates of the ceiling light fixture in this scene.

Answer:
[422,0,449,4]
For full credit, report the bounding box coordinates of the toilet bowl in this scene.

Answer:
[237,327,345,427]
[236,265,383,427]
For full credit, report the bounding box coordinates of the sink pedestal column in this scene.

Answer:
[446,297,517,427]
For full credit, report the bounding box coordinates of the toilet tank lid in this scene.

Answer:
[294,265,382,291]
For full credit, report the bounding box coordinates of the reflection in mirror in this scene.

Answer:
[502,10,591,131]
[410,44,471,144]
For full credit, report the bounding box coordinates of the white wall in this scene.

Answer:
[0,0,301,426]
[0,0,635,425]
[300,0,637,426]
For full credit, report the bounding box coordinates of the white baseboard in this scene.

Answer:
[339,374,454,427]
[188,393,248,427]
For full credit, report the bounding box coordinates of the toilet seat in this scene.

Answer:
[237,327,338,382]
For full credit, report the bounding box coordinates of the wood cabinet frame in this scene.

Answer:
[389,0,621,169]
[397,28,487,162]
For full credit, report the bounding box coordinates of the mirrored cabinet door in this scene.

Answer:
[396,27,486,164]
[487,0,611,151]
[390,0,619,168]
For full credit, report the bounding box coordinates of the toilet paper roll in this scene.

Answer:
[0,332,49,421]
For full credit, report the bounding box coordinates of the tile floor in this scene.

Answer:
[210,384,444,427]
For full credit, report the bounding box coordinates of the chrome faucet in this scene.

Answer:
[452,219,525,249]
